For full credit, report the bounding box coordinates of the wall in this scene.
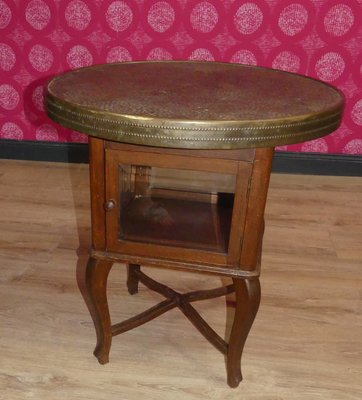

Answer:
[0,0,361,154]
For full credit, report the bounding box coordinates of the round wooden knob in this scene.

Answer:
[104,199,115,211]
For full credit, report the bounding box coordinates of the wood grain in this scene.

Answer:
[0,159,361,399]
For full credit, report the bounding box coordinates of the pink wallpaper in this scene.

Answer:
[0,0,361,154]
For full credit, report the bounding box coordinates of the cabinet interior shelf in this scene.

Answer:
[120,193,234,253]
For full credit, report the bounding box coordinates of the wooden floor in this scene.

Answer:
[0,159,361,400]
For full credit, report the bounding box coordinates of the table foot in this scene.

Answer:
[127,264,141,295]
[84,256,114,365]
[94,351,109,365]
[226,277,261,388]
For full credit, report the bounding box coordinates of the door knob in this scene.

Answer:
[104,199,116,211]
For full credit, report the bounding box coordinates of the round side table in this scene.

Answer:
[45,61,344,388]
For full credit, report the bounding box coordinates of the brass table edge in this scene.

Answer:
[46,99,342,149]
[46,110,342,149]
[45,93,343,132]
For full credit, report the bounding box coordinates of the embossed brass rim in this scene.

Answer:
[45,61,344,149]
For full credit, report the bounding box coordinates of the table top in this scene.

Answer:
[46,61,344,149]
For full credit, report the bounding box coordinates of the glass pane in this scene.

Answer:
[118,165,236,253]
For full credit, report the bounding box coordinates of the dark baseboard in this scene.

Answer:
[0,139,361,176]
[0,139,89,164]
[271,151,362,176]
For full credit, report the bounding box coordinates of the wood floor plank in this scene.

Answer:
[0,160,361,399]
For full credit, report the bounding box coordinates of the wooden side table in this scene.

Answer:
[45,61,343,387]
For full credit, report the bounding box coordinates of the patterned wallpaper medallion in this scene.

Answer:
[0,0,361,153]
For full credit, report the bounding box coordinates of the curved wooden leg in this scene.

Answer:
[127,263,141,295]
[84,256,114,364]
[227,277,261,388]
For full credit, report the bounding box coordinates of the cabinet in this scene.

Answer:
[90,140,270,276]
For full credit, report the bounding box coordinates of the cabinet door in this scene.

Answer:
[104,148,251,267]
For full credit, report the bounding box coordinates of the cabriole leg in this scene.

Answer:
[227,277,261,388]
[84,256,114,364]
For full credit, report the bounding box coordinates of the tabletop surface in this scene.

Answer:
[46,61,344,149]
